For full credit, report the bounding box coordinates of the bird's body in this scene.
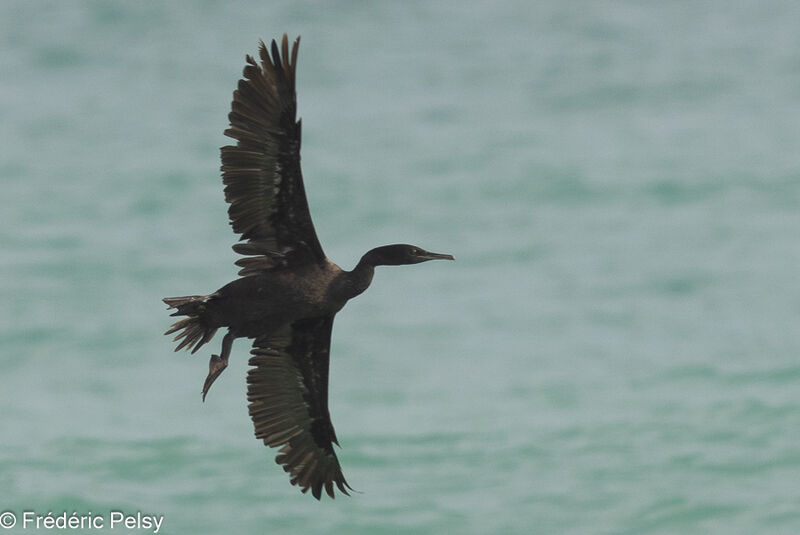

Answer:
[164,35,452,500]
[195,260,354,338]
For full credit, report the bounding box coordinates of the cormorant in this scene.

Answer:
[163,35,453,500]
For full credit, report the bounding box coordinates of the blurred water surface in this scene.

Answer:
[2,1,800,533]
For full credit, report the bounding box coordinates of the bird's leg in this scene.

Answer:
[202,331,234,402]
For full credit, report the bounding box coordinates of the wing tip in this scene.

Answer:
[303,471,356,500]
[258,33,300,79]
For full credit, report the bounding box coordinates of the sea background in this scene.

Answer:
[2,1,800,533]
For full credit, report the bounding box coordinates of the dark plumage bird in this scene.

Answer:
[163,35,453,500]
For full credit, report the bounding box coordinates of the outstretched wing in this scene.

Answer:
[247,316,353,499]
[221,35,325,275]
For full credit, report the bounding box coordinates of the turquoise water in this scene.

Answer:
[3,1,800,533]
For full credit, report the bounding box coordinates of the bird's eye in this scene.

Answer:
[411,248,419,255]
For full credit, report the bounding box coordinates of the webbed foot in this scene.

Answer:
[201,331,235,402]
[202,353,228,401]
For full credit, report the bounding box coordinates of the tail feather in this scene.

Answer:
[163,295,218,354]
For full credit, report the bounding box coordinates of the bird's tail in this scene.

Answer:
[163,294,218,354]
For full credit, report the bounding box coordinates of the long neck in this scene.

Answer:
[340,255,376,300]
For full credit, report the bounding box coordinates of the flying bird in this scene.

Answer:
[163,35,453,500]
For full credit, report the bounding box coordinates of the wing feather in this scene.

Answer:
[247,317,353,499]
[222,35,325,274]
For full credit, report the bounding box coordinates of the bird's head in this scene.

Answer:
[361,244,455,267]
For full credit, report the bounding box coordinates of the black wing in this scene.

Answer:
[221,35,325,275]
[247,316,353,499]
